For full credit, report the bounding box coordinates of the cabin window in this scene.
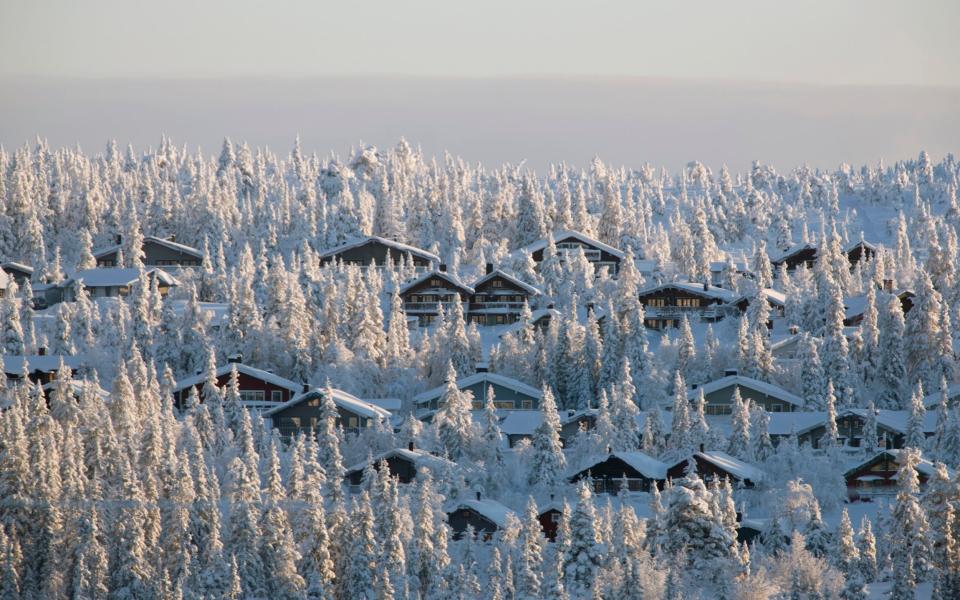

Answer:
[491,280,503,287]
[706,404,733,416]
[430,278,442,286]
[348,416,358,428]
[494,400,514,409]
[271,390,283,403]
[521,399,533,409]
[677,298,700,308]
[240,390,265,402]
[550,513,561,523]
[282,417,301,428]
[647,298,666,307]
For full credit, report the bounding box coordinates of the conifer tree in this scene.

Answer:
[563,481,604,596]
[527,386,567,489]
[728,387,751,459]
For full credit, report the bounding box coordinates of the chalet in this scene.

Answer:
[1,354,86,385]
[497,308,560,340]
[171,360,305,411]
[317,235,439,270]
[637,282,736,329]
[447,495,516,539]
[777,408,936,450]
[343,445,456,489]
[94,235,204,269]
[399,268,473,326]
[1,262,33,287]
[843,289,914,326]
[844,449,947,501]
[536,497,567,542]
[666,451,766,488]
[60,268,179,302]
[567,451,668,494]
[844,239,877,266]
[262,387,392,438]
[709,260,752,288]
[521,230,624,275]
[468,266,542,326]
[731,289,787,322]
[41,379,109,403]
[414,372,542,413]
[770,243,818,272]
[687,375,802,415]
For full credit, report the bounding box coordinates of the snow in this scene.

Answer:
[637,280,737,303]
[447,498,516,529]
[691,374,804,408]
[344,447,456,476]
[42,378,109,400]
[93,235,204,260]
[471,269,542,296]
[691,450,766,483]
[397,269,474,295]
[570,451,669,480]
[64,267,180,288]
[1,354,87,375]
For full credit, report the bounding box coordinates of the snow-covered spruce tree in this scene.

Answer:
[905,381,927,449]
[727,387,751,459]
[527,386,567,489]
[889,447,931,596]
[905,269,944,392]
[877,292,908,409]
[798,332,826,410]
[563,481,604,596]
[433,361,476,461]
[669,370,692,456]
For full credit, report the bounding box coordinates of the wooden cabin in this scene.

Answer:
[60,268,179,302]
[1,354,86,386]
[786,408,933,450]
[521,230,624,275]
[263,388,392,438]
[399,268,474,326]
[413,372,543,413]
[94,235,204,268]
[666,451,765,488]
[317,235,439,270]
[171,359,304,411]
[343,445,456,489]
[1,262,33,287]
[688,375,801,415]
[844,449,946,501]
[771,243,818,272]
[732,289,787,324]
[447,496,515,540]
[567,451,668,494]
[844,240,877,266]
[538,502,565,542]
[468,266,542,326]
[843,289,914,326]
[637,282,735,329]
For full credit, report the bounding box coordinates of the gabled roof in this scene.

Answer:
[447,499,516,528]
[675,451,766,483]
[471,269,542,296]
[1,354,86,376]
[733,288,787,308]
[638,281,737,303]
[344,447,456,477]
[42,379,109,401]
[770,242,818,265]
[765,408,937,437]
[843,289,914,322]
[694,375,803,408]
[93,236,204,260]
[173,363,303,394]
[843,449,947,479]
[497,308,560,339]
[398,270,474,296]
[318,235,440,264]
[261,387,392,420]
[569,451,669,480]
[1,262,34,275]
[923,382,960,408]
[521,230,625,260]
[413,372,543,406]
[64,267,180,288]
[843,239,877,254]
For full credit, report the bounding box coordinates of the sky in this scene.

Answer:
[1,0,958,172]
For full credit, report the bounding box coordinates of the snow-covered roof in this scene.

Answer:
[413,372,543,406]
[344,447,456,476]
[843,239,877,254]
[93,236,204,260]
[770,242,817,264]
[570,451,669,480]
[843,289,913,322]
[923,382,960,408]
[363,397,404,412]
[447,498,516,528]
[1,261,34,275]
[709,260,751,273]
[261,387,392,420]
[471,269,542,296]
[687,451,766,483]
[1,354,86,375]
[521,230,625,260]
[64,267,180,288]
[693,375,803,408]
[765,409,937,437]
[398,270,474,295]
[42,379,109,400]
[732,288,787,308]
[317,235,440,264]
[844,449,948,479]
[172,363,303,394]
[497,308,560,339]
[637,281,737,303]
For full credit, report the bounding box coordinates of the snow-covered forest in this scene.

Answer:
[1,138,960,599]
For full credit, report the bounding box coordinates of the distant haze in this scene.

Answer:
[1,77,958,174]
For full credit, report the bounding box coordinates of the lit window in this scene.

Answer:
[271,390,283,403]
[240,390,265,402]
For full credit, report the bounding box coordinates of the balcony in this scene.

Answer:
[468,302,527,312]
[402,301,468,313]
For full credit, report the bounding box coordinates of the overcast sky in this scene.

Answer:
[1,1,957,173]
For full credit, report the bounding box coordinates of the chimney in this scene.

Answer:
[302,383,310,393]
[699,443,705,453]
[168,234,176,243]
[724,368,738,377]
[703,282,709,291]
[439,264,447,272]
[606,445,612,454]
[485,263,494,275]
[475,491,482,501]
[549,493,555,502]
[736,511,743,523]
[115,234,122,245]
[227,353,242,364]
[38,346,47,356]
[408,440,415,451]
